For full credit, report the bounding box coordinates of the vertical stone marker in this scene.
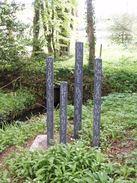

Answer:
[74,42,83,139]
[99,44,102,58]
[60,81,68,144]
[93,58,102,147]
[46,56,54,146]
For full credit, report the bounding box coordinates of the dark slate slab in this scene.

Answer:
[74,42,83,139]
[60,81,68,144]
[46,56,54,146]
[93,58,102,147]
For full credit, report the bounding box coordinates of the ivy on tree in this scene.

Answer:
[32,0,77,59]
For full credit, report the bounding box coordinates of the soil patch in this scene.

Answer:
[0,137,35,165]
[108,138,137,162]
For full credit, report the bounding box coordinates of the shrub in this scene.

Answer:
[0,89,35,123]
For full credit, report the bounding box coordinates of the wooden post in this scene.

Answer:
[74,42,83,139]
[93,58,102,147]
[46,56,54,146]
[60,82,68,144]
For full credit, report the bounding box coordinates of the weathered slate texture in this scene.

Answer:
[74,42,83,139]
[46,57,54,146]
[60,82,68,144]
[93,58,102,147]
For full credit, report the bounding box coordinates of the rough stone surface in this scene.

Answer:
[46,57,54,146]
[74,42,83,139]
[30,135,48,151]
[93,58,102,147]
[60,82,68,144]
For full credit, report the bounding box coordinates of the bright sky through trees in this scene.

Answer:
[14,0,137,17]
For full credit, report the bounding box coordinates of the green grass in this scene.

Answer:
[0,89,35,123]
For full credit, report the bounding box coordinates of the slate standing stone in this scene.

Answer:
[74,42,83,139]
[93,58,102,147]
[46,57,54,146]
[60,82,68,144]
[100,44,102,58]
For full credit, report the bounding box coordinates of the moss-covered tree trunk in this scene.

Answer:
[41,0,54,56]
[32,0,41,57]
[87,0,95,70]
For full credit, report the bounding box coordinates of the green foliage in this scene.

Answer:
[2,57,92,102]
[4,141,137,182]
[0,93,137,181]
[0,1,27,66]
[104,57,137,93]
[33,0,77,57]
[4,142,116,182]
[0,115,45,152]
[0,89,35,122]
[1,44,137,109]
[83,93,137,145]
[1,55,137,105]
[1,92,137,153]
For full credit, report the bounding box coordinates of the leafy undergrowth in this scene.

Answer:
[0,115,45,153]
[104,57,137,93]
[0,93,137,182]
[0,89,35,123]
[2,55,137,104]
[78,93,137,147]
[2,142,137,183]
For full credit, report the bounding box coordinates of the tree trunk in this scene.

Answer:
[47,35,53,54]
[51,1,56,58]
[87,0,95,70]
[32,0,40,57]
[40,0,53,55]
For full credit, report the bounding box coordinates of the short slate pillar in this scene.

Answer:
[46,56,54,146]
[60,82,68,144]
[74,42,83,139]
[93,58,102,147]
